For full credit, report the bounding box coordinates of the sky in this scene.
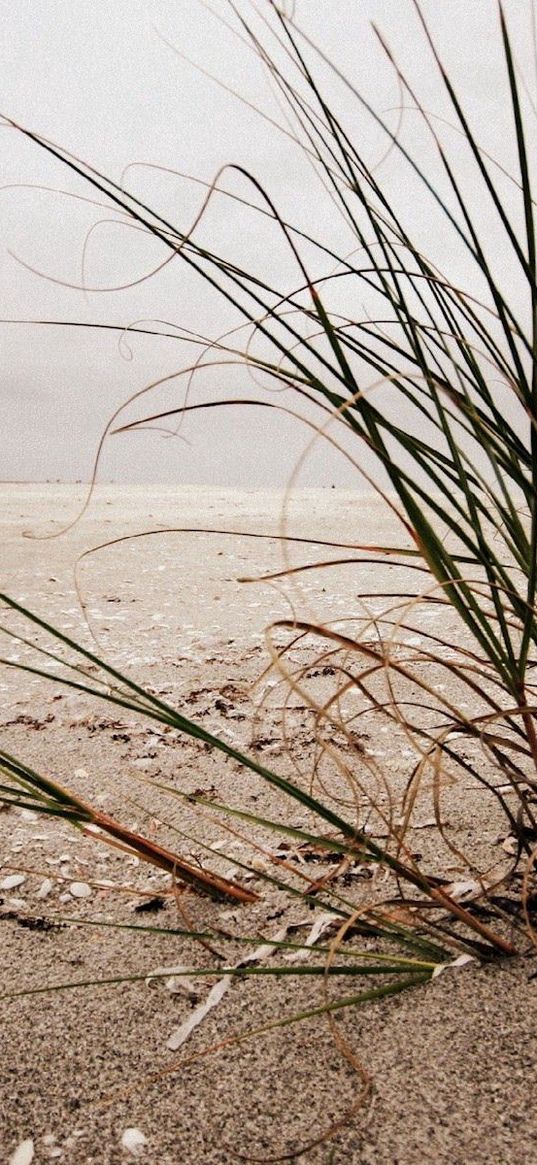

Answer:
[1,0,535,487]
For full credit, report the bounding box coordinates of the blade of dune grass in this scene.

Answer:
[53,916,451,964]
[0,748,257,903]
[0,962,439,1003]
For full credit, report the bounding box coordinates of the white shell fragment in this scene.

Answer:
[284,912,335,963]
[147,964,198,999]
[166,927,290,1051]
[0,874,26,891]
[36,878,54,900]
[68,882,92,899]
[9,1139,34,1165]
[442,879,481,902]
[120,1127,148,1156]
[167,975,232,1051]
[433,954,476,979]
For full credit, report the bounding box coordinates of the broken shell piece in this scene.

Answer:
[433,954,476,979]
[442,879,481,902]
[0,874,26,891]
[165,975,199,999]
[69,882,92,899]
[9,1140,34,1165]
[147,964,199,999]
[120,1127,147,1157]
[36,878,54,900]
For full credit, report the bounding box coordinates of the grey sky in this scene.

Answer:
[1,1,534,486]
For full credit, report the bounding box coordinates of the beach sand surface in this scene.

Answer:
[1,484,535,1165]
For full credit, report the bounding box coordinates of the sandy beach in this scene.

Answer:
[1,484,536,1165]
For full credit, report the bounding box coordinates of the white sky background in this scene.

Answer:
[1,0,535,486]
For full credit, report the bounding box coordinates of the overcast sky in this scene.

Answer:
[1,1,534,486]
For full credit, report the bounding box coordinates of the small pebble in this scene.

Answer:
[0,874,26,891]
[69,882,92,899]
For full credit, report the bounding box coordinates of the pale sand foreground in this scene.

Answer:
[1,484,536,1165]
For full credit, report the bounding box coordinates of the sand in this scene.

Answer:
[1,483,536,1165]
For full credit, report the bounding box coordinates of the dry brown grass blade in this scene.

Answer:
[80,803,258,904]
